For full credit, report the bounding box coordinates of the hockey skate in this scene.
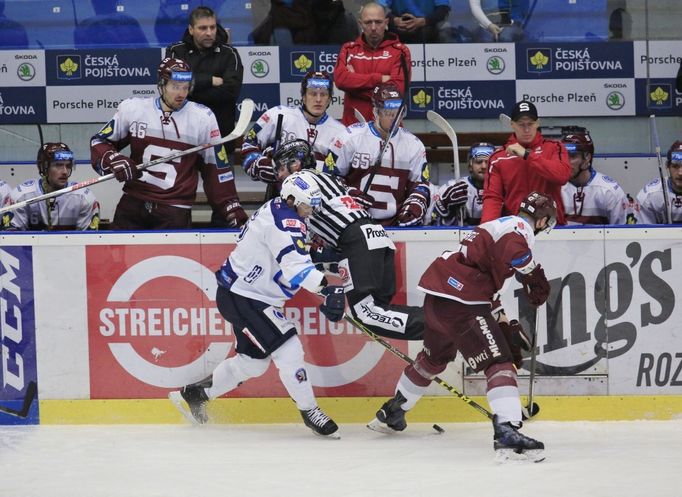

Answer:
[367,391,407,434]
[300,406,340,439]
[493,415,545,463]
[169,384,209,425]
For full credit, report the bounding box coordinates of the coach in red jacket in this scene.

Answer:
[334,2,411,125]
[482,101,571,225]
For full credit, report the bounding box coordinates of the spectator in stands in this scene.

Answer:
[428,142,495,226]
[74,0,148,47]
[378,0,451,43]
[560,128,631,225]
[334,2,411,125]
[636,140,682,224]
[0,0,28,48]
[251,0,358,45]
[4,143,100,231]
[482,100,571,225]
[469,0,526,42]
[165,6,243,228]
[90,58,246,230]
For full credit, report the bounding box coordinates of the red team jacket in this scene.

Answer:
[417,216,537,304]
[482,132,571,225]
[334,32,411,126]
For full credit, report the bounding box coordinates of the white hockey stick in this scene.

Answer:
[353,108,366,124]
[0,98,255,215]
[649,114,671,224]
[499,113,511,127]
[426,110,460,179]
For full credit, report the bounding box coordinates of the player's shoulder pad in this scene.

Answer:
[645,177,661,190]
[19,179,38,189]
[349,121,366,130]
[601,174,620,187]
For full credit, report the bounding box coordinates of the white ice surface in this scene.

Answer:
[1,420,681,497]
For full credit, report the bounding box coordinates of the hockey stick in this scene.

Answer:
[523,308,541,418]
[426,110,464,226]
[649,114,671,224]
[353,108,366,124]
[264,112,285,202]
[362,102,405,194]
[0,381,37,418]
[499,113,511,127]
[344,314,493,420]
[0,98,255,215]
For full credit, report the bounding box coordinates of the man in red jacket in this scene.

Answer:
[334,2,411,125]
[482,100,571,224]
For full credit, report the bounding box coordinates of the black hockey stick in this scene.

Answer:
[523,309,541,418]
[344,314,493,420]
[0,381,37,419]
[264,113,285,202]
[650,114,671,224]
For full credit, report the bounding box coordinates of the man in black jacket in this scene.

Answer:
[165,6,243,143]
[166,6,244,227]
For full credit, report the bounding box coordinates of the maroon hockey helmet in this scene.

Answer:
[157,57,192,86]
[37,142,74,177]
[300,70,333,98]
[562,128,594,156]
[666,140,682,164]
[371,82,403,110]
[273,139,316,174]
[518,191,557,234]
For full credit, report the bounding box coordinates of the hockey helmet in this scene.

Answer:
[518,191,557,234]
[37,142,74,177]
[468,142,496,160]
[371,82,403,111]
[273,139,316,174]
[561,127,594,156]
[301,70,333,98]
[280,170,322,210]
[157,57,193,87]
[667,140,682,164]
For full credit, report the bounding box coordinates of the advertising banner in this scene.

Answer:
[237,46,280,85]
[0,51,45,87]
[85,242,405,399]
[0,86,46,124]
[0,246,39,424]
[408,43,516,82]
[280,46,339,82]
[408,80,516,118]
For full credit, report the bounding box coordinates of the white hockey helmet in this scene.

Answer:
[280,170,322,210]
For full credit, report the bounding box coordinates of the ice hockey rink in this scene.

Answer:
[1,419,680,497]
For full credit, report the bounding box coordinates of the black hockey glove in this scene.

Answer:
[499,319,531,369]
[519,264,550,307]
[319,285,345,322]
[101,150,142,182]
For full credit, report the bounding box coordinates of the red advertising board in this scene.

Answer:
[86,243,408,399]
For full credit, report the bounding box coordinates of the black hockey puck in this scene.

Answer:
[432,424,445,434]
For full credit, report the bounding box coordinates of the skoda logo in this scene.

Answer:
[17,62,35,81]
[251,59,269,78]
[486,56,505,75]
[606,91,625,110]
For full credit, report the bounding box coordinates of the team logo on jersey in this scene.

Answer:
[295,368,308,383]
[648,84,672,109]
[57,55,82,79]
[447,277,463,291]
[97,120,115,137]
[527,49,551,73]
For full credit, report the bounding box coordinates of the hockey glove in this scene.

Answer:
[319,285,345,322]
[101,150,142,182]
[499,319,531,370]
[309,235,343,264]
[397,188,429,227]
[347,187,375,210]
[520,264,550,307]
[434,180,468,218]
[247,146,277,183]
[224,200,248,228]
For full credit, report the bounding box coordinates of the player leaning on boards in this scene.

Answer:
[372,192,556,463]
[3,143,100,231]
[170,171,345,438]
[90,58,247,230]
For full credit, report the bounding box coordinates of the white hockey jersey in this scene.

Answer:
[7,178,99,231]
[561,170,629,225]
[216,197,325,307]
[0,180,10,207]
[242,105,346,173]
[328,121,429,222]
[91,97,237,208]
[426,176,483,226]
[636,177,682,224]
